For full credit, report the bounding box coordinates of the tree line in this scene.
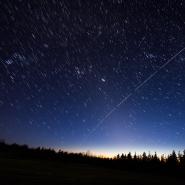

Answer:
[0,141,185,175]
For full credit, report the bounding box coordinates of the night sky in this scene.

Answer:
[1,0,185,156]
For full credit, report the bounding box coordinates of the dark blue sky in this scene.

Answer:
[1,0,185,156]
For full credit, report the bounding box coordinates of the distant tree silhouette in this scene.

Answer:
[182,150,185,170]
[133,152,137,160]
[166,150,178,170]
[127,152,132,160]
[160,154,165,164]
[142,152,147,161]
[116,154,120,159]
[0,141,185,174]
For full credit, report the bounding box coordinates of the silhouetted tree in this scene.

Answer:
[133,152,137,161]
[116,154,120,159]
[121,153,126,160]
[127,152,132,160]
[142,152,147,161]
[167,150,178,170]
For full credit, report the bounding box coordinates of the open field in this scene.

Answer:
[0,158,184,185]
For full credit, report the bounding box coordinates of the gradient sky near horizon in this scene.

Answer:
[1,0,185,156]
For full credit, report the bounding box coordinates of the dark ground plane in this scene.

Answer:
[0,157,184,185]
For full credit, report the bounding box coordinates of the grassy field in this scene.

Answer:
[0,158,184,185]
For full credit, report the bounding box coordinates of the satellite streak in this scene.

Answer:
[89,47,185,135]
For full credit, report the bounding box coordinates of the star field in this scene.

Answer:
[1,0,185,156]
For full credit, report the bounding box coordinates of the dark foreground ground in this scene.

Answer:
[0,158,184,185]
